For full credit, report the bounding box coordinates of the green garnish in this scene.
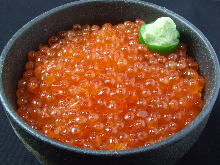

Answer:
[139,17,180,54]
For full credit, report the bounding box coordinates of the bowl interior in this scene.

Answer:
[0,0,219,152]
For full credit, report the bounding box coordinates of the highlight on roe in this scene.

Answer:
[16,19,205,150]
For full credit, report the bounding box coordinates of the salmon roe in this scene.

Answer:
[16,19,205,150]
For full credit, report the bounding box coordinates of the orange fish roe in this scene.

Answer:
[16,19,205,150]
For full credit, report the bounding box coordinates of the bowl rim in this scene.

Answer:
[0,0,220,156]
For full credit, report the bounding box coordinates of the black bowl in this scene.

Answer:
[0,0,219,165]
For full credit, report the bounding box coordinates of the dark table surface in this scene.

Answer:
[0,0,220,164]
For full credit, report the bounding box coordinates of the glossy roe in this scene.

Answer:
[16,19,205,150]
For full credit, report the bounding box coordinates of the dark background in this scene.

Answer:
[0,0,219,164]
